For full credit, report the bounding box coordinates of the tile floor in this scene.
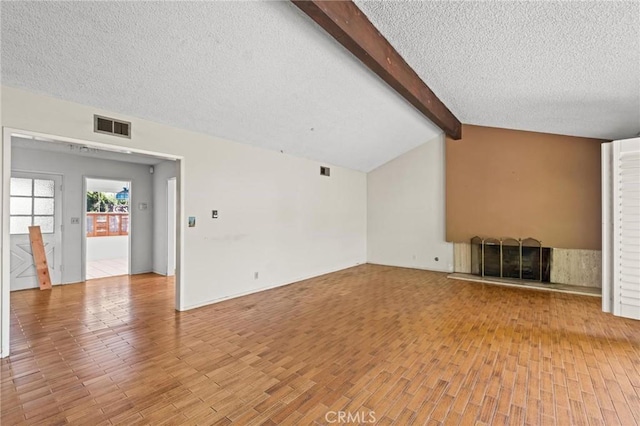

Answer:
[86,257,128,280]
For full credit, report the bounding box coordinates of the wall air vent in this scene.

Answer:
[94,115,131,139]
[320,166,330,177]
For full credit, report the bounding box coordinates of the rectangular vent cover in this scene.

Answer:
[320,166,330,177]
[94,115,131,138]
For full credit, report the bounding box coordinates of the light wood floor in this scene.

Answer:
[1,264,639,425]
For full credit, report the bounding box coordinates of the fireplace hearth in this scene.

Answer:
[471,236,551,282]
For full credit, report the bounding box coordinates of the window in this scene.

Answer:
[10,178,55,234]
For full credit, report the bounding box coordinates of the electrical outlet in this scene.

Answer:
[212,210,218,219]
[254,272,259,279]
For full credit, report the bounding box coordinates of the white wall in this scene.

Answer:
[1,87,367,314]
[11,145,154,282]
[367,134,453,272]
[86,236,128,261]
[152,160,177,275]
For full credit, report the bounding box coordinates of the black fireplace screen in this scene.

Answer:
[470,237,551,282]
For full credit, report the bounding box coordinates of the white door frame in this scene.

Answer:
[1,127,185,358]
[167,177,177,277]
[83,177,132,280]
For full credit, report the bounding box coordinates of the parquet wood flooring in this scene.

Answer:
[1,264,639,425]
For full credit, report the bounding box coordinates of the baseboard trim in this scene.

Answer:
[181,262,364,311]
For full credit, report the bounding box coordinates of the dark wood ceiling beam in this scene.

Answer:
[291,0,462,140]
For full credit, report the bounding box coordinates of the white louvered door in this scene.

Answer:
[608,138,640,319]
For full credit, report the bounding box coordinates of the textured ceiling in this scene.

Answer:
[2,2,638,173]
[0,1,441,172]
[356,0,640,140]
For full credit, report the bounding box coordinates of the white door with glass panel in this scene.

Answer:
[9,172,62,290]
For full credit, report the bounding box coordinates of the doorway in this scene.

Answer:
[85,178,131,279]
[2,127,185,358]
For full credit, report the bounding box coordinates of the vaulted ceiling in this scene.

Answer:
[2,1,638,172]
[356,0,640,141]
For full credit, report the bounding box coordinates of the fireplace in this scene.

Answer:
[471,237,551,282]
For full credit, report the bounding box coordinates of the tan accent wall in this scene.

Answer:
[446,125,604,250]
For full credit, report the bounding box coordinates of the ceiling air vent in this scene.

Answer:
[320,166,330,177]
[94,115,131,139]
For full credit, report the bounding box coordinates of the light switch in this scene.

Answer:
[70,217,80,224]
[212,210,218,219]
